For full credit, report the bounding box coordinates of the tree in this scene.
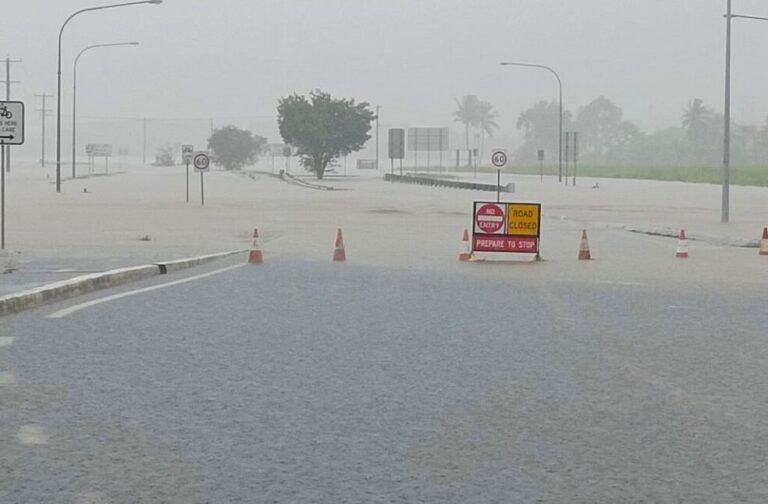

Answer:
[514,100,573,164]
[576,96,624,163]
[681,98,713,143]
[152,144,176,166]
[207,125,266,170]
[277,90,375,179]
[453,95,482,151]
[476,100,499,163]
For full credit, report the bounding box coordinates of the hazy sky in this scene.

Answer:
[4,0,768,157]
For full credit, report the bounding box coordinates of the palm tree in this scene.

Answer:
[476,100,499,164]
[453,95,482,151]
[681,98,713,144]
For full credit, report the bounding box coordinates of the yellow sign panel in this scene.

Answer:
[507,204,540,236]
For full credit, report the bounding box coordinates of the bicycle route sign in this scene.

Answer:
[0,101,24,145]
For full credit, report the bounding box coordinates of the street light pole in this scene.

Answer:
[56,0,162,193]
[719,6,768,222]
[72,42,139,179]
[722,0,732,223]
[500,61,563,183]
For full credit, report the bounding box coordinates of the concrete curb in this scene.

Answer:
[0,249,246,317]
[623,226,759,248]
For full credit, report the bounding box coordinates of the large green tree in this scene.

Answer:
[277,90,375,179]
[207,125,266,170]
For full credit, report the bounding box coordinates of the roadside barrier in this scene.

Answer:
[459,229,472,262]
[333,229,346,262]
[676,229,689,258]
[578,230,592,260]
[249,228,263,264]
[384,173,514,193]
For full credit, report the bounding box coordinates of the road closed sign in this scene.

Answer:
[507,204,540,236]
[471,201,541,256]
[474,203,506,234]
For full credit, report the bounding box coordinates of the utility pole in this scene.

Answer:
[3,57,22,173]
[722,0,732,223]
[142,117,147,164]
[375,105,381,171]
[36,94,54,168]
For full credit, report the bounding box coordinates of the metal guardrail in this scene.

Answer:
[383,173,514,193]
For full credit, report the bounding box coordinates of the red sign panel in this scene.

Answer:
[474,203,506,234]
[473,236,539,253]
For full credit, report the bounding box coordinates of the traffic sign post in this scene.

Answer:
[193,151,210,206]
[0,101,24,250]
[491,149,507,168]
[182,145,193,203]
[472,201,542,260]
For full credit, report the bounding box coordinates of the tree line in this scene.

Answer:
[510,96,766,167]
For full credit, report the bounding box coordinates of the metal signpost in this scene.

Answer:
[472,201,542,260]
[193,151,210,206]
[0,101,24,249]
[407,127,449,172]
[182,144,193,203]
[85,143,112,174]
[388,128,405,176]
[491,149,508,203]
[537,149,545,183]
[572,132,579,186]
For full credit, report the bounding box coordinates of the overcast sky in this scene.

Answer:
[4,0,768,156]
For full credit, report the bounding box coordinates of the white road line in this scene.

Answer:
[595,280,645,286]
[0,336,13,347]
[17,424,48,445]
[48,263,246,319]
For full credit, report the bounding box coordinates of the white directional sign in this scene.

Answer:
[193,151,210,172]
[182,144,194,163]
[491,149,508,168]
[0,101,24,145]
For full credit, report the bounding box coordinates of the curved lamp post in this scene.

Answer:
[720,2,768,222]
[56,0,162,192]
[500,62,563,183]
[72,42,139,179]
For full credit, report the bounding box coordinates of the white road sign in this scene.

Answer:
[193,151,210,172]
[491,149,508,168]
[0,101,24,145]
[182,144,194,163]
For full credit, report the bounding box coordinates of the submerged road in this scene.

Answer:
[1,257,767,503]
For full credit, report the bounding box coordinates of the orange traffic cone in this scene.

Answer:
[760,227,768,256]
[676,229,689,258]
[459,228,473,262]
[333,228,346,262]
[578,229,591,260]
[248,228,263,264]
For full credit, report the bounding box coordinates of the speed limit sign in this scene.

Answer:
[193,152,210,172]
[491,149,508,168]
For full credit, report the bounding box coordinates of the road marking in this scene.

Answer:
[48,263,246,319]
[17,424,48,445]
[595,280,644,286]
[0,336,13,347]
[0,371,14,386]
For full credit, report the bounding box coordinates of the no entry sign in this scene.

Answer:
[472,201,542,256]
[474,203,506,234]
